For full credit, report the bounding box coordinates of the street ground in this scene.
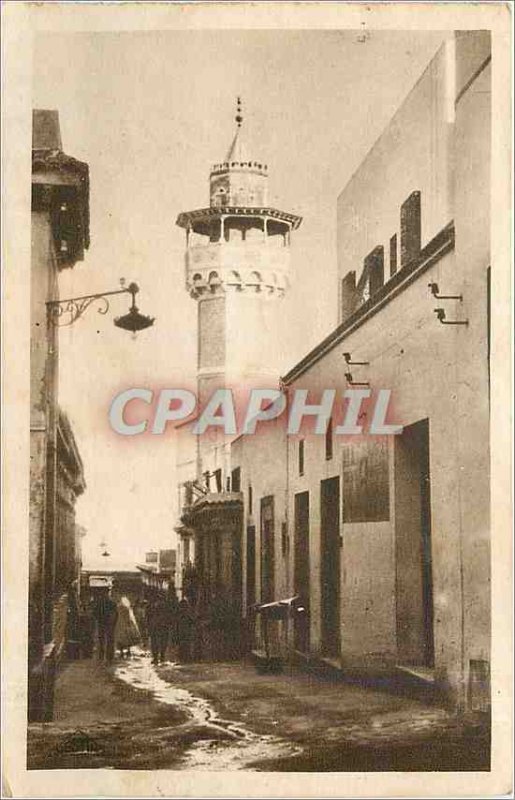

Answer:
[27,649,490,772]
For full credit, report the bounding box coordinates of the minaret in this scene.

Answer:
[176,100,302,477]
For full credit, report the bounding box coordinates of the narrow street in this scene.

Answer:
[27,650,490,772]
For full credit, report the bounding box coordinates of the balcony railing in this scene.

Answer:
[186,241,290,277]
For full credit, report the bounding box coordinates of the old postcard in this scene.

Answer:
[2,1,512,797]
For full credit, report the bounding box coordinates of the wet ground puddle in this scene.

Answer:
[115,652,300,770]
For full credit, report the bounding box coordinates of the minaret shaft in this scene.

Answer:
[175,102,302,477]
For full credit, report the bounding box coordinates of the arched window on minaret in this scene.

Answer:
[217,188,227,208]
[248,271,262,292]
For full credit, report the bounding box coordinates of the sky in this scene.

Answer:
[33,29,446,570]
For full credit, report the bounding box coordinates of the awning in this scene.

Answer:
[252,595,302,620]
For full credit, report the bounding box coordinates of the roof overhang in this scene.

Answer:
[176,206,302,231]
[32,149,90,268]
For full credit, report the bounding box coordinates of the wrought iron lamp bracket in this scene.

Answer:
[46,281,141,327]
[47,294,111,326]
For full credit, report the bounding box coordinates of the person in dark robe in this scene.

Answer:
[165,583,180,656]
[146,591,171,665]
[92,588,118,664]
[177,597,194,663]
[79,597,95,658]
[66,580,81,659]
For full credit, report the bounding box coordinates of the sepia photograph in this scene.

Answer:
[2,2,512,797]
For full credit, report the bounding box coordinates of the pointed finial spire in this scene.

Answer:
[235,96,243,128]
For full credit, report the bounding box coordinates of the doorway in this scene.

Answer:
[260,496,275,603]
[246,525,256,610]
[395,418,434,667]
[294,492,310,652]
[320,477,341,657]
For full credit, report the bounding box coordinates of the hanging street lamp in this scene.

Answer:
[99,539,111,558]
[113,282,155,334]
[46,279,155,333]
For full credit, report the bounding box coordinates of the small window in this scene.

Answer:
[248,485,253,513]
[325,417,333,461]
[299,439,305,476]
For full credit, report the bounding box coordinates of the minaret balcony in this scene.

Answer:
[185,241,291,298]
[177,207,302,298]
[186,240,290,278]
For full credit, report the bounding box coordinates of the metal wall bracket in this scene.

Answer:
[429,282,463,301]
[343,352,370,366]
[345,371,370,387]
[434,308,469,326]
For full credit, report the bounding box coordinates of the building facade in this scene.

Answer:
[29,110,89,721]
[173,32,491,712]
[234,32,491,711]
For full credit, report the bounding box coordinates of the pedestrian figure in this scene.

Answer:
[66,580,81,660]
[166,583,180,656]
[79,597,95,659]
[133,597,149,650]
[192,586,209,661]
[92,589,118,664]
[147,592,170,665]
[183,560,199,606]
[115,595,141,658]
[178,597,194,663]
[207,589,221,660]
[209,585,235,661]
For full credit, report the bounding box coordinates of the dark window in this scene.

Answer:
[342,438,390,523]
[320,477,341,657]
[248,485,253,514]
[246,526,256,608]
[260,496,275,603]
[299,439,305,476]
[231,467,241,493]
[325,418,333,460]
[294,491,310,652]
